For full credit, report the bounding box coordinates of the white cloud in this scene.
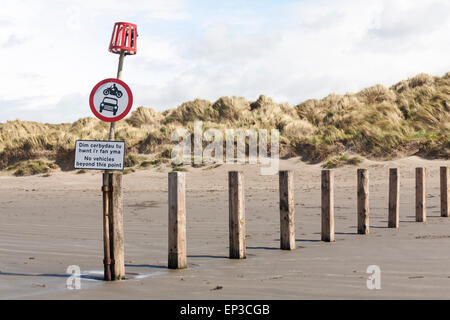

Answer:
[369,0,450,38]
[1,0,450,123]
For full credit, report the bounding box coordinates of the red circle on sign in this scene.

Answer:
[89,78,133,122]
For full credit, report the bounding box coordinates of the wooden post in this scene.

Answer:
[415,167,426,223]
[102,173,112,281]
[109,172,125,279]
[321,170,335,242]
[229,171,246,259]
[279,171,295,250]
[388,168,400,228]
[441,167,449,218]
[168,172,187,269]
[357,169,369,235]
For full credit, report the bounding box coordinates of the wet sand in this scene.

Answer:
[0,156,449,299]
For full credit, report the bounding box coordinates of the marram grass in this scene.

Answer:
[0,72,448,174]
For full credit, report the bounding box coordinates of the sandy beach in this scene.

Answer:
[0,156,449,299]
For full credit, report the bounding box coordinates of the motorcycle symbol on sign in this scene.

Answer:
[103,84,123,98]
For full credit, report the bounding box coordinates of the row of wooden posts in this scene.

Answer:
[168,167,450,269]
[100,166,449,279]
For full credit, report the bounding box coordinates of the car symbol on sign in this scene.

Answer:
[99,97,119,116]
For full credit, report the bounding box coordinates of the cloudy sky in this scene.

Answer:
[1,0,450,123]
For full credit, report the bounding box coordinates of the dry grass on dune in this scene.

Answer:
[0,72,448,174]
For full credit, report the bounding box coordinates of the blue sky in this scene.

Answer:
[1,0,450,123]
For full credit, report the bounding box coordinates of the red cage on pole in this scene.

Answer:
[109,22,138,55]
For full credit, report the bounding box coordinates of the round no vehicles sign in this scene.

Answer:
[89,78,133,122]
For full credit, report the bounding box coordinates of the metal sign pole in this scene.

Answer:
[97,22,136,281]
[102,51,125,281]
[102,174,112,281]
[108,52,125,140]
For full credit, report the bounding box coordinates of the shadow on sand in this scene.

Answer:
[246,246,279,251]
[0,271,102,281]
[125,264,168,269]
[186,255,228,259]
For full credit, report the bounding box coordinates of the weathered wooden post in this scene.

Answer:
[279,171,295,250]
[415,167,426,223]
[357,169,369,235]
[441,166,449,218]
[321,170,335,242]
[388,168,400,228]
[229,171,246,259]
[109,172,125,279]
[168,172,187,269]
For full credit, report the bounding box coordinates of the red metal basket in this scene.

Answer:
[109,22,137,55]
